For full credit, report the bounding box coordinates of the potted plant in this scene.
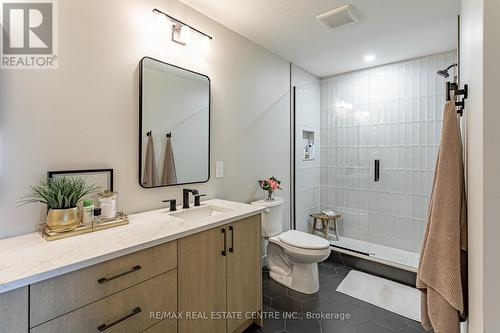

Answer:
[20,177,99,231]
[258,176,282,201]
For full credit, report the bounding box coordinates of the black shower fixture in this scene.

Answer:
[436,63,457,78]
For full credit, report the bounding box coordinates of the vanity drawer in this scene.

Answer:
[142,318,177,333]
[30,269,177,333]
[0,287,28,333]
[30,240,177,327]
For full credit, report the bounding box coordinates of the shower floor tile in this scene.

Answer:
[330,237,420,269]
[244,262,431,333]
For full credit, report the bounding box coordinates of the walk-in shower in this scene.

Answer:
[292,51,457,272]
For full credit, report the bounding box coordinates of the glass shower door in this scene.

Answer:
[318,51,456,269]
[291,65,321,234]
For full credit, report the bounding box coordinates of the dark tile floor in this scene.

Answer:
[244,261,432,333]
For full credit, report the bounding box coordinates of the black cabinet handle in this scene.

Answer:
[221,228,226,256]
[229,226,234,253]
[97,307,141,331]
[374,160,380,182]
[97,265,142,284]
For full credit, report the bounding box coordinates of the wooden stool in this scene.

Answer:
[310,213,341,241]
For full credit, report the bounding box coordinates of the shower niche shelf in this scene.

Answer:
[302,130,315,161]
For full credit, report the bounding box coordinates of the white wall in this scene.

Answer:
[320,52,456,253]
[0,0,290,237]
[460,0,484,331]
[291,64,321,233]
[461,0,500,331]
[481,1,500,331]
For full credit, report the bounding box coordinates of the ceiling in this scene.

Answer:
[181,0,459,77]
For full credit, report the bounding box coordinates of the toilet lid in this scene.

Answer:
[278,230,330,250]
[251,197,284,208]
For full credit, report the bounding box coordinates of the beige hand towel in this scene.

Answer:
[142,135,159,187]
[417,101,467,333]
[161,136,177,185]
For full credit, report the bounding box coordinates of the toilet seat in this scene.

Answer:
[278,230,330,250]
[269,233,330,264]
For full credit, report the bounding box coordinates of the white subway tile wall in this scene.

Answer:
[319,51,457,253]
[292,65,321,233]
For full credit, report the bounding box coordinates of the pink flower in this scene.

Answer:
[258,176,282,191]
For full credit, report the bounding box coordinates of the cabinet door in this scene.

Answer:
[0,287,28,333]
[227,215,262,333]
[178,226,227,333]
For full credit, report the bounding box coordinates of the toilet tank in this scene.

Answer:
[251,197,284,237]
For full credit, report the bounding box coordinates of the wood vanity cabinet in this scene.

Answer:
[0,286,28,333]
[178,224,227,333]
[30,241,177,328]
[226,215,262,332]
[178,215,262,333]
[29,241,178,333]
[30,271,177,333]
[0,212,262,333]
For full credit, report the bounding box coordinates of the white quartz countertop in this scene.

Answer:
[0,199,265,294]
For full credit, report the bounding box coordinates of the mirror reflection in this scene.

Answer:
[140,57,210,188]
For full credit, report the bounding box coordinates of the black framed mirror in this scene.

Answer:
[139,57,210,188]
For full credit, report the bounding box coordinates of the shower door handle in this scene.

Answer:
[374,160,380,182]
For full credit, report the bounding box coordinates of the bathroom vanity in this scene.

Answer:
[0,200,264,333]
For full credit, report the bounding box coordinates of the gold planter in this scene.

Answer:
[46,207,80,231]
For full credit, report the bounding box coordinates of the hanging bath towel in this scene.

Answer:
[417,101,467,333]
[142,135,159,187]
[161,136,177,185]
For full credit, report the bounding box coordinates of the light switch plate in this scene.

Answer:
[216,162,223,178]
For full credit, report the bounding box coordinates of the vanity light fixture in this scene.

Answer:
[153,8,212,46]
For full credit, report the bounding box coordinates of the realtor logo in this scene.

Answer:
[1,0,58,69]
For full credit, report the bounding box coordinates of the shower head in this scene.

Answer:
[437,63,457,78]
[437,69,450,78]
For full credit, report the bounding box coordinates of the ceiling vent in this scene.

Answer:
[316,5,359,31]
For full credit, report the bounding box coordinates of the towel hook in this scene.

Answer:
[146,130,152,137]
[166,132,172,138]
[446,82,468,116]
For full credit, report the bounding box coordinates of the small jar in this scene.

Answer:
[82,199,94,225]
[98,190,118,219]
[93,207,102,224]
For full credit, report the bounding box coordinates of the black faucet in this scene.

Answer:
[162,199,177,212]
[182,189,199,209]
[194,194,207,207]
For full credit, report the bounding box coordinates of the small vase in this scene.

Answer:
[46,207,80,231]
[266,190,275,201]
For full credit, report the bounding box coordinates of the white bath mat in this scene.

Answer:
[336,270,420,322]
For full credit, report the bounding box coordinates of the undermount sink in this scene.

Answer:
[169,205,233,221]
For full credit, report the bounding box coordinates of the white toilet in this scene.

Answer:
[251,197,330,294]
